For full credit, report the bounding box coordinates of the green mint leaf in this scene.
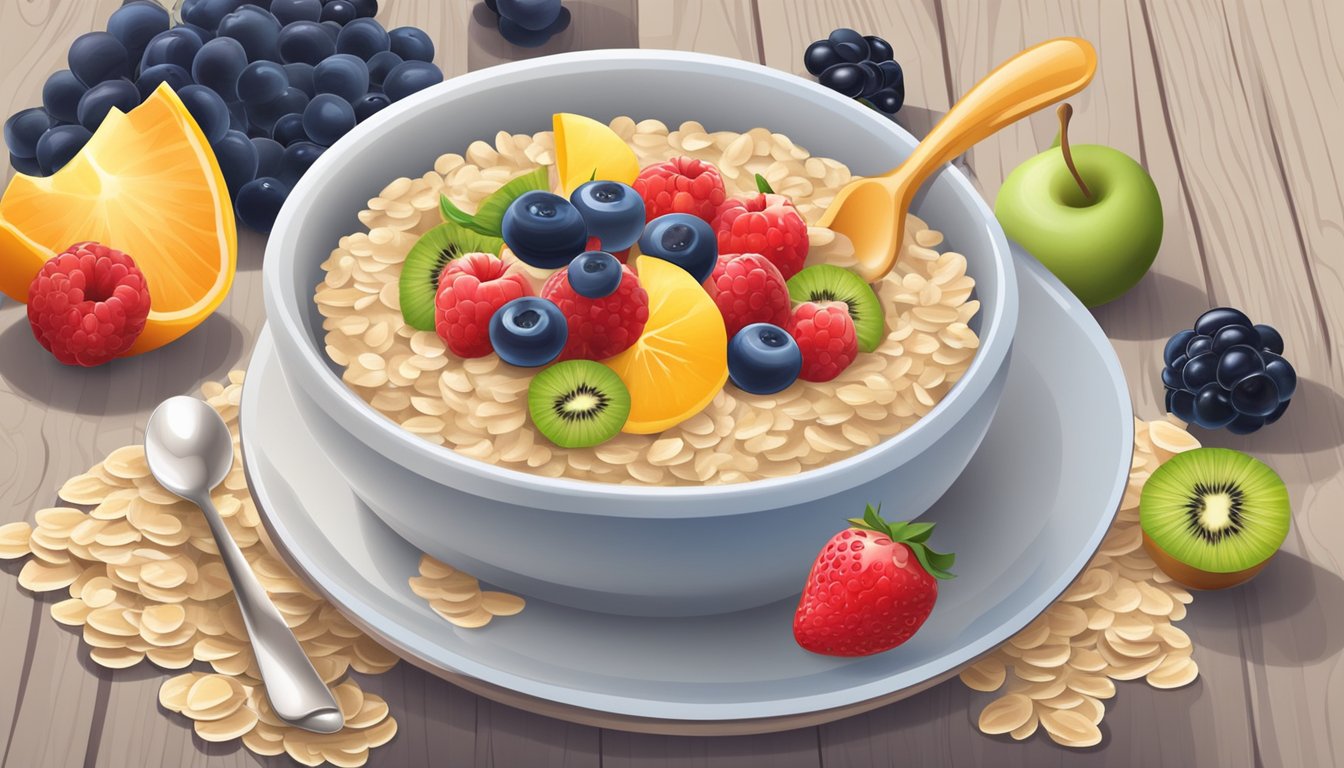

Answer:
[755,173,774,195]
[440,195,478,229]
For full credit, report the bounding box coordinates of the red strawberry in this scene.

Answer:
[633,156,726,223]
[707,252,792,338]
[542,263,649,361]
[791,301,857,382]
[434,253,532,358]
[793,505,955,657]
[714,193,809,280]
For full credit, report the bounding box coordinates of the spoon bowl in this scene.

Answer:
[144,396,234,503]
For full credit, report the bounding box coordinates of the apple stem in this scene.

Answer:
[1057,104,1093,201]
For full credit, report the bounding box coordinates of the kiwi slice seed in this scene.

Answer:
[528,360,631,448]
[787,264,885,352]
[1139,447,1290,590]
[398,222,505,331]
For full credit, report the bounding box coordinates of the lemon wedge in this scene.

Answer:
[553,112,639,195]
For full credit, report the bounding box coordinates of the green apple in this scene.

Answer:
[994,109,1162,308]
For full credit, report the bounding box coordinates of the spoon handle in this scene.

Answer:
[196,495,345,733]
[892,37,1096,189]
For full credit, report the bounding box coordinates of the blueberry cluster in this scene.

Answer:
[3,0,444,233]
[803,28,904,114]
[482,0,571,48]
[1162,307,1296,434]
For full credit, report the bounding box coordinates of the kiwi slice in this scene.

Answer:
[1140,447,1290,590]
[398,222,505,331]
[528,360,631,448]
[787,264,885,353]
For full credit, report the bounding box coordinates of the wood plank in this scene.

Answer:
[637,0,761,62]
[601,727,819,768]
[464,0,639,71]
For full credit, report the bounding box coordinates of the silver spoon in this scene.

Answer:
[145,396,345,734]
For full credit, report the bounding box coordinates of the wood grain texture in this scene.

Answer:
[1,0,1341,765]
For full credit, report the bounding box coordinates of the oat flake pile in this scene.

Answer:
[0,375,1199,756]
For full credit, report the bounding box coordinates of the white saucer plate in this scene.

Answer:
[241,246,1133,734]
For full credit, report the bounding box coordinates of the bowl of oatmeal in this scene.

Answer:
[262,50,1018,618]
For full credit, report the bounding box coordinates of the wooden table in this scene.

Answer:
[2,0,1341,765]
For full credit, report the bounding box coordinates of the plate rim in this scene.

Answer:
[241,246,1133,734]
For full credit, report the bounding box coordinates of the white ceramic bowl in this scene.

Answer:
[263,50,1018,618]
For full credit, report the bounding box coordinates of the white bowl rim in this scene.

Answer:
[263,49,1018,509]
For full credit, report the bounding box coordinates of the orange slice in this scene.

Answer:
[606,256,728,434]
[0,83,236,355]
[553,112,639,195]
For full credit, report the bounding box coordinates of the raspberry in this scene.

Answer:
[708,253,792,338]
[26,242,151,367]
[434,253,532,358]
[633,157,726,223]
[714,193,809,280]
[791,301,857,382]
[542,264,649,361]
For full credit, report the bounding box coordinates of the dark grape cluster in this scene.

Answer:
[482,0,571,48]
[803,28,904,114]
[4,0,445,234]
[1162,307,1296,435]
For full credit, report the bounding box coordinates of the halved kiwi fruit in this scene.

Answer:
[1140,447,1290,589]
[398,222,505,331]
[787,264,885,352]
[528,360,631,448]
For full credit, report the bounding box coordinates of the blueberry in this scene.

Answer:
[243,0,275,8]
[570,181,644,252]
[1168,388,1197,424]
[283,62,316,95]
[865,35,894,63]
[313,53,369,101]
[139,28,203,72]
[227,99,249,132]
[237,60,289,104]
[321,19,343,40]
[819,63,866,98]
[68,32,129,87]
[235,176,289,232]
[1261,352,1297,401]
[869,87,904,114]
[1265,399,1290,425]
[320,0,357,23]
[10,152,43,176]
[352,91,390,122]
[1230,373,1280,418]
[271,112,308,144]
[1212,324,1260,354]
[135,63,192,100]
[638,213,717,283]
[217,7,282,61]
[388,26,435,62]
[278,20,336,64]
[345,0,378,17]
[1255,323,1284,354]
[336,17,390,59]
[1185,334,1213,358]
[1193,383,1236,429]
[567,251,622,299]
[1182,352,1217,392]
[488,296,568,367]
[1160,362,1184,391]
[1226,412,1266,435]
[1194,306,1253,337]
[383,60,443,101]
[497,6,569,47]
[484,0,499,13]
[728,323,803,395]
[302,92,355,146]
[179,22,216,43]
[501,191,588,269]
[1163,329,1196,366]
[271,0,322,24]
[278,140,324,186]
[246,86,309,132]
[176,84,231,143]
[803,40,843,76]
[857,61,883,98]
[1215,344,1264,390]
[211,129,259,195]
[192,37,250,101]
[827,28,869,61]
[42,70,88,124]
[250,135,285,176]
[366,50,402,86]
[4,108,52,160]
[35,125,93,174]
[183,0,243,30]
[107,1,170,63]
[76,78,140,132]
[877,59,904,91]
[497,0,562,31]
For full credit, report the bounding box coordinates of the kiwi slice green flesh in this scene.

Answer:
[398,222,505,331]
[528,360,631,448]
[1139,447,1290,589]
[787,264,885,353]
